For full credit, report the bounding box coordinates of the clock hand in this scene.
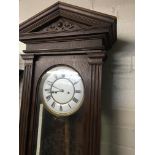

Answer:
[52,85,64,91]
[51,90,64,93]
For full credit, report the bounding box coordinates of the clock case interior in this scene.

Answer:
[19,2,117,155]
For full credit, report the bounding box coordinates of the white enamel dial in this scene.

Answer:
[41,66,84,116]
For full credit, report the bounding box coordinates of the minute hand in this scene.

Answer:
[52,85,64,91]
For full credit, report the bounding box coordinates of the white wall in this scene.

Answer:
[19,0,135,155]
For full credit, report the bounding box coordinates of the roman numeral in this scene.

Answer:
[73,97,78,103]
[46,95,52,101]
[54,74,58,79]
[73,80,80,85]
[68,104,72,109]
[51,102,55,108]
[75,90,81,93]
[44,89,50,92]
[61,74,65,78]
[73,79,81,85]
[60,105,63,111]
[47,81,53,85]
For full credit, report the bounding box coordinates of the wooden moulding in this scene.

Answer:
[19,2,117,51]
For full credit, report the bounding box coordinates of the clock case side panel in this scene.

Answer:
[19,55,35,155]
[26,55,92,155]
[87,52,106,155]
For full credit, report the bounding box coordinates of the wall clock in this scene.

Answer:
[19,2,117,155]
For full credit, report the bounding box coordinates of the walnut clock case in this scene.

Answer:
[19,2,117,155]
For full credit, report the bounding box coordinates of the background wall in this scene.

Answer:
[19,0,135,155]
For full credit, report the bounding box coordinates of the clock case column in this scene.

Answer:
[87,52,107,155]
[19,54,34,155]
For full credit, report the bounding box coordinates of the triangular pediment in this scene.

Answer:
[19,2,117,49]
[19,2,116,34]
[32,17,89,33]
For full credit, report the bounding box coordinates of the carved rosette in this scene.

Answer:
[40,19,82,33]
[19,55,34,155]
[87,52,107,155]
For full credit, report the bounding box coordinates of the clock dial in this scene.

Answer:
[42,66,84,116]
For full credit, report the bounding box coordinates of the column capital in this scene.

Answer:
[21,54,34,65]
[87,51,107,65]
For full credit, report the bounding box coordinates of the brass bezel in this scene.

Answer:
[39,65,85,118]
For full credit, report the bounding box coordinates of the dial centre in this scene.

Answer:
[51,78,74,104]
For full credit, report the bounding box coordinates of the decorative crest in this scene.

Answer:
[39,18,82,33]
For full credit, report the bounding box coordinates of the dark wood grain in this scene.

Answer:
[19,2,117,155]
[19,55,34,155]
[19,2,116,49]
[19,2,116,39]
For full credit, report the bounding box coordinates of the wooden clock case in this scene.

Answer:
[19,2,117,155]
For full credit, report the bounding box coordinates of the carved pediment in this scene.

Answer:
[19,2,117,48]
[33,18,88,33]
[19,2,116,33]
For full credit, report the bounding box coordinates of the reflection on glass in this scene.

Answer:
[36,104,43,155]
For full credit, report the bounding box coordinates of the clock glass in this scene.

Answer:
[41,65,84,117]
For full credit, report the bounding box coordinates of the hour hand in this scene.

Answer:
[51,90,64,93]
